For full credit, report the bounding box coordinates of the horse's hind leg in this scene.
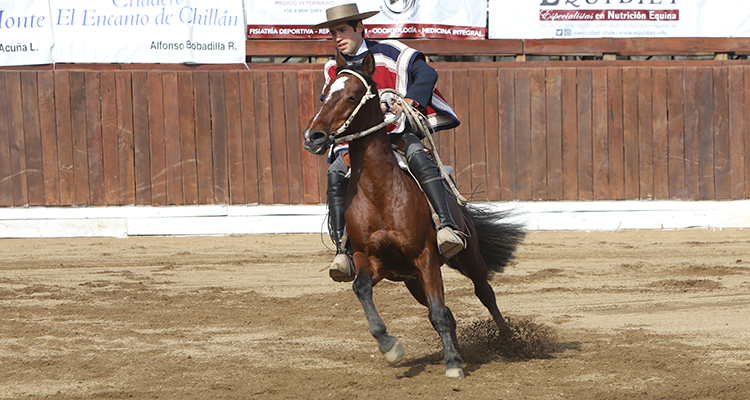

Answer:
[458,249,515,339]
[405,278,458,345]
[426,287,464,377]
[416,258,465,378]
[474,279,514,339]
[351,255,404,364]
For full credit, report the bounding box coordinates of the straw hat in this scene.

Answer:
[309,4,379,30]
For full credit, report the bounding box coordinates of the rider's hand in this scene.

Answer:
[390,98,416,115]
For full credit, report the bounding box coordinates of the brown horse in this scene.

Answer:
[302,51,524,378]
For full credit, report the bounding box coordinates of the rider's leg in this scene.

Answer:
[327,155,355,282]
[400,133,465,259]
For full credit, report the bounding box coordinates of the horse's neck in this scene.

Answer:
[348,130,403,193]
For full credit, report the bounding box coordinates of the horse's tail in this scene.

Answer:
[446,203,526,279]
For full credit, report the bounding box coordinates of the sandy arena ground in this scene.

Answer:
[1,229,749,399]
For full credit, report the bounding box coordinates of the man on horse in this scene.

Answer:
[310,4,465,282]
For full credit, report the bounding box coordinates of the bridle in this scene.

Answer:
[329,69,398,144]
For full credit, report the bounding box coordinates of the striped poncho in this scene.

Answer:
[323,39,460,162]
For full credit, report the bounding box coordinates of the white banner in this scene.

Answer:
[50,0,246,63]
[489,0,750,39]
[246,0,486,40]
[0,0,54,66]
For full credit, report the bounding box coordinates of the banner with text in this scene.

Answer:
[0,0,54,66]
[246,0,486,40]
[488,0,750,39]
[49,0,245,64]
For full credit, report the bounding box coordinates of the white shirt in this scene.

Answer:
[354,39,368,56]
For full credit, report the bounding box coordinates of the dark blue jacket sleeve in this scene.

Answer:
[404,57,437,108]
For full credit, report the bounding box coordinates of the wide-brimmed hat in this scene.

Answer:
[309,4,379,30]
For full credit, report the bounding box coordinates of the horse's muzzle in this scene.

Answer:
[303,128,331,155]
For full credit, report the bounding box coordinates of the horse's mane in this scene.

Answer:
[335,61,378,90]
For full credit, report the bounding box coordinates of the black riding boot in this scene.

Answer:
[408,150,459,230]
[408,150,466,258]
[326,172,355,282]
[327,172,348,252]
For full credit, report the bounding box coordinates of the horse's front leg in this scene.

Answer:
[351,252,404,364]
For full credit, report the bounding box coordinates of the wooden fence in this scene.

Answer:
[2,60,750,206]
[244,38,750,58]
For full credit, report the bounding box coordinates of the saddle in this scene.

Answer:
[339,138,453,231]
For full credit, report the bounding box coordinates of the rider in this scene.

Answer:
[310,4,464,282]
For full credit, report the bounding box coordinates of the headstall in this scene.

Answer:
[330,69,398,144]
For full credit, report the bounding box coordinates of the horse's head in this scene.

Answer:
[303,50,378,155]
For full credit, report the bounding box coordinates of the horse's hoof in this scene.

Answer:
[496,322,515,341]
[384,339,404,364]
[445,367,465,378]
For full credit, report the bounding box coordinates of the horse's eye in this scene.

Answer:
[347,96,358,103]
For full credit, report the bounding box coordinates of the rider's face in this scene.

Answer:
[329,21,363,55]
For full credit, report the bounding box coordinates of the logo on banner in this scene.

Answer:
[385,0,417,14]
[539,0,677,5]
[381,0,419,20]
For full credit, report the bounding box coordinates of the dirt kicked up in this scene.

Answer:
[1,229,749,399]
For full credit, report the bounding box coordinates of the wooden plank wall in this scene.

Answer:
[1,62,749,206]
[432,63,750,202]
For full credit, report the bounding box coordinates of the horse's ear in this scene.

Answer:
[362,51,375,77]
[336,51,346,68]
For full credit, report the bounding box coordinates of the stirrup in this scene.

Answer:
[329,253,355,282]
[437,226,465,259]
